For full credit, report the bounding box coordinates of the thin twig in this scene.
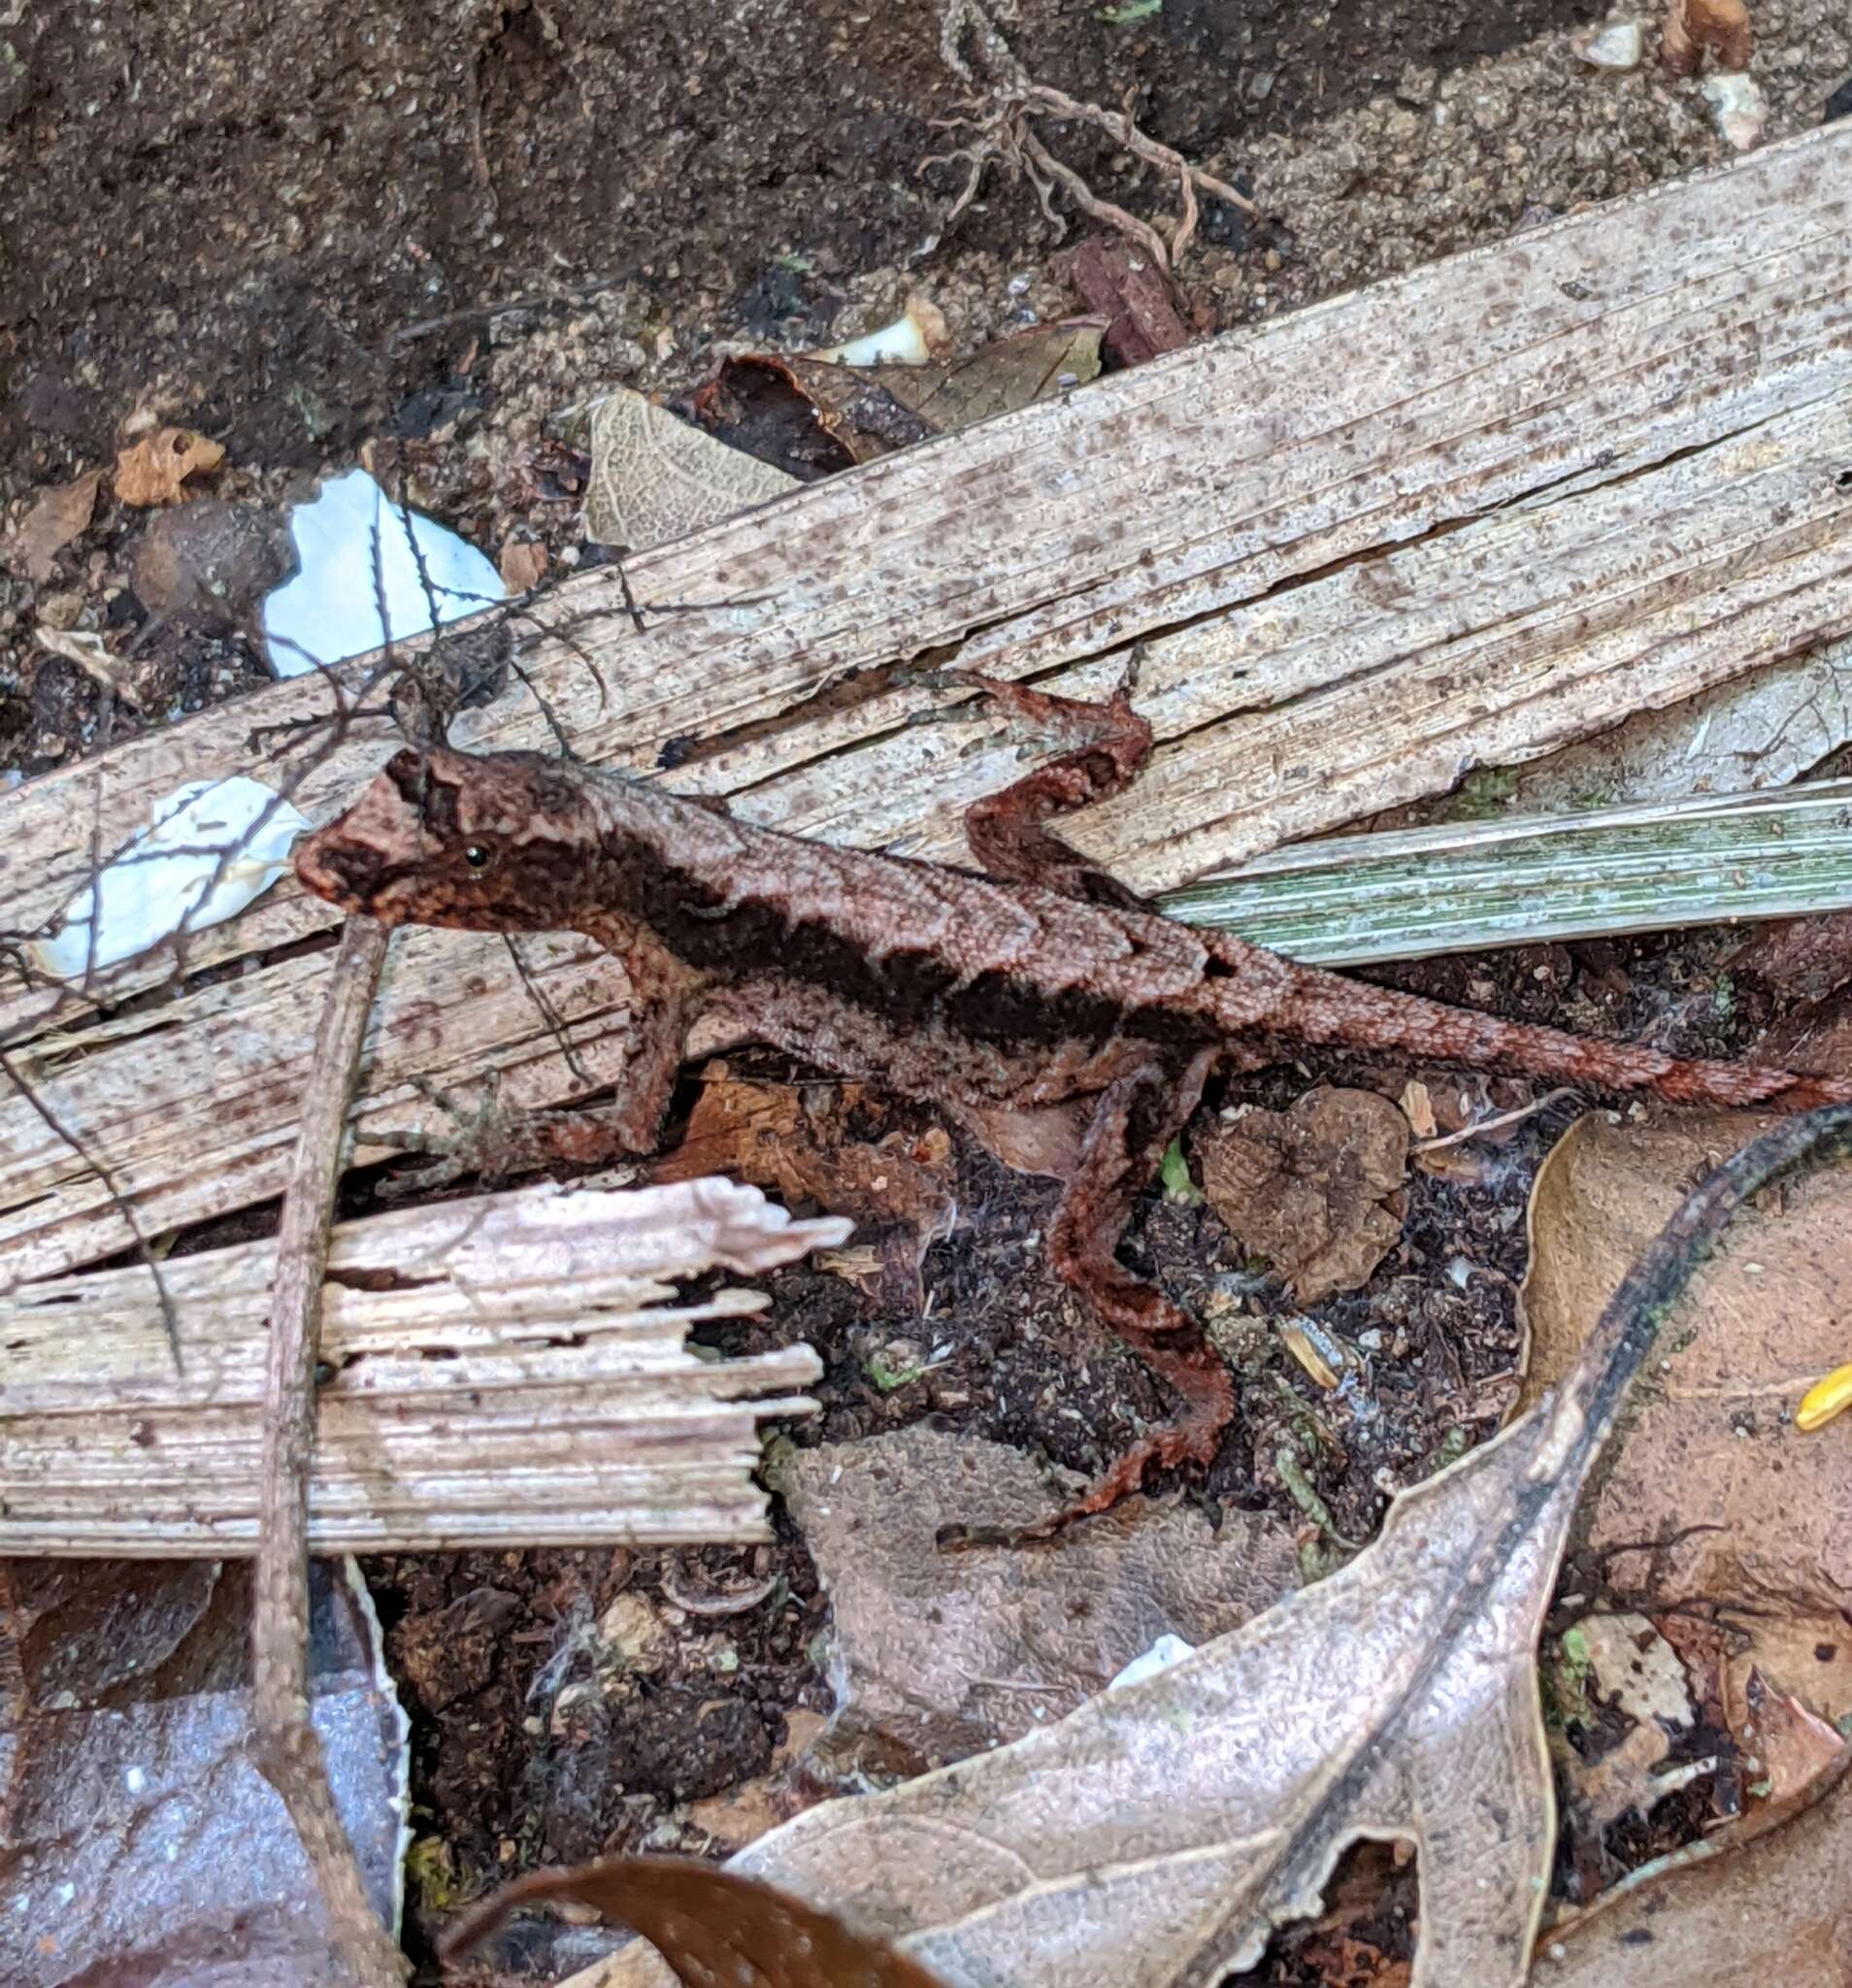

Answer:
[250,914,406,1988]
[1412,1087,1580,1152]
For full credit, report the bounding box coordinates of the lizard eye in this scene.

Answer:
[462,843,493,871]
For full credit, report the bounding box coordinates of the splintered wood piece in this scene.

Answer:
[0,1176,835,1554]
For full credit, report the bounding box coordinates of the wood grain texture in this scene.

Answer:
[0,1176,834,1552]
[1,125,1848,1282]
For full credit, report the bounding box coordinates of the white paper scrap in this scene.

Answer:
[261,467,505,677]
[30,777,311,980]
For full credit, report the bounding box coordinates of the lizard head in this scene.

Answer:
[294,746,596,931]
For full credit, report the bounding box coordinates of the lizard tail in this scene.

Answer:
[1209,940,1852,1112]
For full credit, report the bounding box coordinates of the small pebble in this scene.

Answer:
[1703,71,1767,150]
[1576,19,1643,69]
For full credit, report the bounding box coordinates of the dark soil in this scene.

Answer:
[0,0,1601,482]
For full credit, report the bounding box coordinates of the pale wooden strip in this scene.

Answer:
[1160,779,1852,964]
[0,1176,836,1554]
[0,127,1848,1283]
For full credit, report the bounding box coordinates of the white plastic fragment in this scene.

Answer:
[28,776,311,980]
[1108,1633,1197,1693]
[1702,71,1767,150]
[1575,19,1643,67]
[260,467,505,677]
[810,295,949,367]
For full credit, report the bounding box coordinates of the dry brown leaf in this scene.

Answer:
[559,1109,1852,1988]
[1198,1088,1409,1302]
[777,1426,1299,1771]
[0,1559,406,1985]
[1,469,102,581]
[582,385,799,549]
[1521,1110,1852,1872]
[498,536,548,590]
[1660,0,1752,75]
[447,1856,944,1988]
[113,426,225,506]
[695,319,1106,471]
[952,1097,1091,1179]
[1736,1669,1848,1812]
[651,1076,955,1307]
[1533,1751,1852,1985]
[1519,1110,1852,1765]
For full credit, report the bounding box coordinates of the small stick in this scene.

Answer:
[249,914,407,1988]
[1412,1087,1580,1152]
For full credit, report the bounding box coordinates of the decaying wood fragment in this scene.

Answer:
[0,1175,835,1554]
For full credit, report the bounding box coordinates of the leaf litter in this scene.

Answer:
[1196,1087,1412,1305]
[546,1108,1852,1988]
[1518,1108,1852,1858]
[0,1558,408,1986]
[771,1424,1299,1773]
[648,1072,958,1311]
[0,469,102,583]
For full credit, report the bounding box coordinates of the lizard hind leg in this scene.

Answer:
[949,660,1156,910]
[947,1046,1233,1547]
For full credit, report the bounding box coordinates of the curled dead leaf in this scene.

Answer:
[1519,1110,1852,1839]
[446,1855,945,1988]
[113,426,225,506]
[498,536,548,591]
[1660,0,1751,75]
[1197,1087,1409,1303]
[1,469,102,582]
[689,319,1106,472]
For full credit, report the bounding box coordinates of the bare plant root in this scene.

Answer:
[929,0,1255,276]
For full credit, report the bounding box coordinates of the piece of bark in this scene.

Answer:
[1067,238,1191,366]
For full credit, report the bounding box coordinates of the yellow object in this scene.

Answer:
[1796,1363,1852,1433]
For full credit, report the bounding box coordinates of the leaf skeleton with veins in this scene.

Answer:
[296,673,1852,1531]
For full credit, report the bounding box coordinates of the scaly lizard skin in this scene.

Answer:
[296,675,1852,1522]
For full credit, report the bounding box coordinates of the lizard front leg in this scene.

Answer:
[954,1045,1233,1542]
[945,663,1156,910]
[377,940,704,1192]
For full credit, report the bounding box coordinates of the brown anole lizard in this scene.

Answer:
[296,673,1852,1524]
